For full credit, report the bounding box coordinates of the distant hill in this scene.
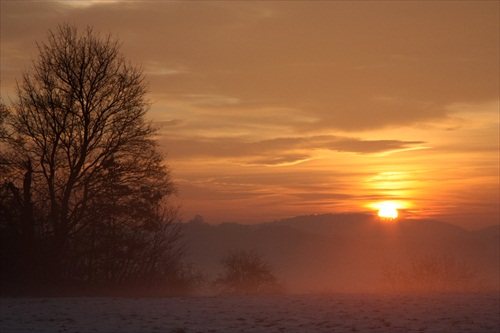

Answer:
[183,214,499,293]
[267,213,471,239]
[473,224,500,238]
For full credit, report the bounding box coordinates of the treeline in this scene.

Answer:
[0,25,284,297]
[0,24,195,296]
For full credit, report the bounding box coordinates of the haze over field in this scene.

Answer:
[1,1,499,229]
[184,213,500,294]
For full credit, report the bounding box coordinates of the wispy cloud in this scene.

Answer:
[161,134,427,166]
[58,0,122,9]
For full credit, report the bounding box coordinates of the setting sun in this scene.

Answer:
[376,202,399,220]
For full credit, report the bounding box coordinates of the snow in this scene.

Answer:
[1,292,499,332]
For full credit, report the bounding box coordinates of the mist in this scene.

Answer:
[184,213,499,294]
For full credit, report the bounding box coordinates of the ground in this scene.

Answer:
[1,293,499,332]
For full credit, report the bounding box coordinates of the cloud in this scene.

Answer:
[58,0,122,9]
[134,1,497,131]
[248,154,314,167]
[156,119,184,127]
[2,1,497,131]
[143,62,187,77]
[161,134,426,165]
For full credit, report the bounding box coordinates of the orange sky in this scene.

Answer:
[1,1,498,229]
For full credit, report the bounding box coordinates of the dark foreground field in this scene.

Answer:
[1,292,499,332]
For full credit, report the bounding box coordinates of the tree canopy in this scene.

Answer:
[0,24,187,295]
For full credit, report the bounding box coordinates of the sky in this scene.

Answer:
[1,1,498,229]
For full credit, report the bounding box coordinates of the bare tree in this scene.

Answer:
[1,24,182,292]
[215,250,284,295]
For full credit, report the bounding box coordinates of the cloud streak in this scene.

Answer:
[161,135,426,165]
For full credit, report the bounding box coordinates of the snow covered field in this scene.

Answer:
[1,293,499,332]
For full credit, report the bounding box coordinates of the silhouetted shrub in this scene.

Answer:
[215,250,284,295]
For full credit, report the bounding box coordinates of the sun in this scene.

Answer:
[377,202,399,220]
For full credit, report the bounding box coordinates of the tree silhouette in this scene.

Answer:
[0,24,184,294]
[215,250,283,295]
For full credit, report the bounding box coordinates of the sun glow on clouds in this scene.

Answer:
[59,0,120,8]
[1,1,499,228]
[144,63,187,76]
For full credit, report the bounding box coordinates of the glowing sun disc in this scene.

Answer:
[378,205,399,219]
